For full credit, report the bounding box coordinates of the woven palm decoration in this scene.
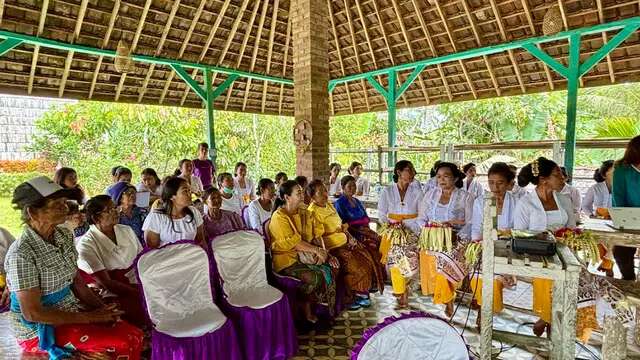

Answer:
[114,39,135,73]
[542,6,563,35]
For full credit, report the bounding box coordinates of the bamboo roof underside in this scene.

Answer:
[0,0,639,116]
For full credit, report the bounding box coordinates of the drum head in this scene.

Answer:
[352,312,469,360]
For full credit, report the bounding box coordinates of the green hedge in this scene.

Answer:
[0,172,47,195]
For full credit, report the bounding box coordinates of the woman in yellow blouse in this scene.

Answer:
[269,180,338,324]
[307,180,384,310]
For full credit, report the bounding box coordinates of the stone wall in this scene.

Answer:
[0,95,75,160]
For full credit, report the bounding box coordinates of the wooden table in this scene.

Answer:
[581,217,640,248]
[479,197,581,360]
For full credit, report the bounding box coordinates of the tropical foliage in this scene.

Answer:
[21,83,640,196]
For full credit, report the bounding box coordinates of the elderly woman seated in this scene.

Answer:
[307,179,383,310]
[76,195,146,327]
[334,175,381,255]
[6,176,143,359]
[203,187,245,238]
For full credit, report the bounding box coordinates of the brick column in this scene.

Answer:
[292,0,330,183]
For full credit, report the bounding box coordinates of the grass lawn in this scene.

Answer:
[0,197,23,237]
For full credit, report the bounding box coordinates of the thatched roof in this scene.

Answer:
[0,0,639,116]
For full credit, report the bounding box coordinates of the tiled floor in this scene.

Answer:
[1,283,638,359]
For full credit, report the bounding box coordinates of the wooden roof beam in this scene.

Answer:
[159,0,207,104]
[434,0,477,99]
[58,0,88,98]
[224,0,261,110]
[261,0,279,113]
[595,0,615,83]
[241,0,269,112]
[89,0,120,99]
[461,0,500,96]
[138,0,181,102]
[369,0,409,107]
[520,0,554,90]
[27,0,49,95]
[180,0,232,106]
[328,0,354,114]
[388,0,431,104]
[489,0,526,94]
[278,1,292,116]
[409,0,452,101]
[0,0,4,25]
[115,0,152,101]
[343,0,371,111]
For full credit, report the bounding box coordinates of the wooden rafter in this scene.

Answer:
[278,1,292,115]
[388,0,431,104]
[370,0,409,106]
[343,0,371,111]
[261,0,279,113]
[520,0,554,90]
[159,0,207,104]
[434,0,477,99]
[241,0,270,112]
[460,0,500,96]
[0,0,4,25]
[180,0,233,105]
[353,0,403,106]
[328,0,354,114]
[27,0,49,95]
[58,0,88,98]
[114,0,152,101]
[596,0,615,83]
[89,0,120,99]
[224,0,261,110]
[138,0,181,102]
[409,0,452,101]
[489,0,526,93]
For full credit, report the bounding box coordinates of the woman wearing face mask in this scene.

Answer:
[328,163,342,197]
[416,162,474,316]
[377,160,424,308]
[142,177,205,248]
[348,162,370,196]
[234,162,256,206]
[218,172,244,215]
[469,163,518,327]
[77,195,145,327]
[307,180,383,310]
[268,180,337,325]
[203,187,245,238]
[175,159,204,198]
[247,178,276,234]
[513,157,631,342]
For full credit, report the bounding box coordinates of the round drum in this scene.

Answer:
[351,312,469,360]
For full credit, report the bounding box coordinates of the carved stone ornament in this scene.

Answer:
[293,120,312,152]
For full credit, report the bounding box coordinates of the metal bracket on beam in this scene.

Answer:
[170,64,207,101]
[0,38,23,57]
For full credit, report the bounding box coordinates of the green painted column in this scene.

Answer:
[564,34,582,181]
[204,70,217,166]
[387,71,397,174]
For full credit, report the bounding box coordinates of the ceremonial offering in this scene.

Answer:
[418,222,454,252]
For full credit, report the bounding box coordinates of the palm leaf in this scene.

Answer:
[595,117,640,138]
